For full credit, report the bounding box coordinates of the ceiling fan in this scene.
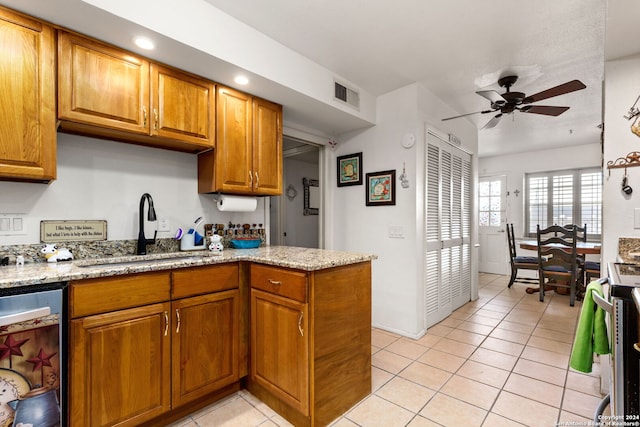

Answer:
[442,75,586,129]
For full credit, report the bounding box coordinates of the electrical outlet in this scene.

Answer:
[158,219,171,232]
[635,208,640,229]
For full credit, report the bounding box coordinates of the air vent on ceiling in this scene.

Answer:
[334,81,360,110]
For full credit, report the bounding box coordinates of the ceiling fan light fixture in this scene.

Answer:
[441,75,586,128]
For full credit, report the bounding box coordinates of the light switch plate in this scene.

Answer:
[388,224,404,238]
[0,214,26,235]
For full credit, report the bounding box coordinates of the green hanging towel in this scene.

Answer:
[569,281,610,373]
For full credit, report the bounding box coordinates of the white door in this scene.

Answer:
[424,131,472,328]
[478,175,508,275]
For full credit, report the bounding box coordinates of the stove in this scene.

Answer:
[602,263,640,420]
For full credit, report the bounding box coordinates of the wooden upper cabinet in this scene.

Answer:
[198,86,282,195]
[253,97,283,195]
[58,31,149,135]
[204,87,252,194]
[151,64,214,147]
[0,7,56,182]
[58,30,214,153]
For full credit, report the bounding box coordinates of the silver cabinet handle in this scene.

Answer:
[163,311,169,336]
[255,171,259,187]
[153,108,158,130]
[268,279,282,286]
[142,106,147,127]
[298,311,304,337]
[175,308,181,334]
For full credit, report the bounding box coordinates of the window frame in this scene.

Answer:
[524,167,602,240]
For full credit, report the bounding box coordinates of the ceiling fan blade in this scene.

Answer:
[482,114,502,130]
[522,80,586,104]
[520,105,570,116]
[476,90,506,104]
[442,110,493,121]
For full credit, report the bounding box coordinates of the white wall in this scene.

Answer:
[603,53,640,262]
[0,133,266,246]
[328,83,478,338]
[283,157,319,248]
[478,143,602,239]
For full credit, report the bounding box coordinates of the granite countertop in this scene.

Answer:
[0,246,377,289]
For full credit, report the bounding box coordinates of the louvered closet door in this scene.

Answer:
[425,132,472,328]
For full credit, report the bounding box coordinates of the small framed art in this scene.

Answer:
[365,170,396,206]
[337,152,363,187]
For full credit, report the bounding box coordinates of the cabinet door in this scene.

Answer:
[70,303,171,427]
[58,31,150,135]
[0,8,56,182]
[252,97,283,195]
[214,86,253,193]
[250,289,309,415]
[150,64,214,149]
[172,290,239,407]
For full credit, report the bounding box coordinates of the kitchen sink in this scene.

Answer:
[76,253,206,268]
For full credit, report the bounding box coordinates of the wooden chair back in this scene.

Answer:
[536,224,580,306]
[564,223,587,242]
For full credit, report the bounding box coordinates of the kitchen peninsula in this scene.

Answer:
[1,246,375,427]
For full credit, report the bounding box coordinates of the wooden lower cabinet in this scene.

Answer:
[172,289,239,408]
[70,302,172,426]
[248,262,372,427]
[250,289,309,414]
[68,260,371,426]
[69,265,241,426]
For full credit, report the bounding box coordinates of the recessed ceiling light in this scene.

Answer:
[133,36,154,50]
[234,75,249,85]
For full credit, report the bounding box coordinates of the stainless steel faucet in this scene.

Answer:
[136,193,157,255]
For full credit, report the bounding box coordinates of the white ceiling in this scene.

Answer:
[2,0,639,157]
[205,0,611,157]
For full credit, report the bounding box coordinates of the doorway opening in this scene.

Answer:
[270,137,323,248]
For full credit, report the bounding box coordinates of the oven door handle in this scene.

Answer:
[592,286,612,315]
[0,307,51,327]
[632,288,640,314]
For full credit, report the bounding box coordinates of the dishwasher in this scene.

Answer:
[0,282,67,427]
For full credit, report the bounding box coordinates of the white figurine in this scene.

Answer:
[40,244,74,263]
[208,234,224,255]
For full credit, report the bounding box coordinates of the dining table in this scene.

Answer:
[518,240,601,295]
[519,240,602,255]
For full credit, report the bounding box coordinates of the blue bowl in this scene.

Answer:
[230,239,261,249]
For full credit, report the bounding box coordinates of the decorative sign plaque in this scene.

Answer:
[40,220,107,243]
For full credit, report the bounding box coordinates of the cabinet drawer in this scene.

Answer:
[250,264,307,303]
[70,271,171,318]
[172,263,238,299]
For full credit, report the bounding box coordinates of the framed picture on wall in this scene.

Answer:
[365,170,396,206]
[337,152,363,187]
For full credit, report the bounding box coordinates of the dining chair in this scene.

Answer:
[507,223,539,288]
[564,224,587,242]
[564,223,601,287]
[536,224,582,306]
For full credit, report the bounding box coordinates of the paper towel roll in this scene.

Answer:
[216,195,258,212]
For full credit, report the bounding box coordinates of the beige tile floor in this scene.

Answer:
[168,273,605,426]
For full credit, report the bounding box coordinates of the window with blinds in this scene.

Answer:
[525,168,602,239]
